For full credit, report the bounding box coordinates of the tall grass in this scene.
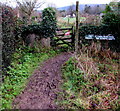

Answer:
[57,43,120,109]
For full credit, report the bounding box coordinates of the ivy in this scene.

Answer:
[2,5,17,74]
[41,7,57,38]
[21,7,57,38]
[79,24,111,37]
[20,7,57,45]
[21,24,43,39]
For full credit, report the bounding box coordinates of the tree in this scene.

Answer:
[109,1,120,15]
[104,4,112,13]
[59,10,66,17]
[16,0,44,24]
[95,5,101,14]
[67,4,75,17]
[84,5,91,14]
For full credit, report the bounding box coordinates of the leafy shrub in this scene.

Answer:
[79,24,111,45]
[79,2,120,51]
[21,24,43,43]
[79,24,111,37]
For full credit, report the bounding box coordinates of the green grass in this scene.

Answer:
[57,57,90,109]
[60,17,86,23]
[62,17,76,23]
[1,46,58,109]
[57,17,86,27]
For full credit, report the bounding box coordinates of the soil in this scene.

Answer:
[12,52,72,109]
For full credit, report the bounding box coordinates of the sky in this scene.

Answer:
[0,0,118,9]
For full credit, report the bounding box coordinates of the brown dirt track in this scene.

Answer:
[12,52,72,109]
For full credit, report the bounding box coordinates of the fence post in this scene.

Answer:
[71,26,75,46]
[75,1,79,54]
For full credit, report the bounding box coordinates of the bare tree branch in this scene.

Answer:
[16,0,44,21]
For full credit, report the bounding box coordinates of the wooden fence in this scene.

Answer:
[51,26,75,47]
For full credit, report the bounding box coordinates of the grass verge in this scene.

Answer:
[57,49,120,110]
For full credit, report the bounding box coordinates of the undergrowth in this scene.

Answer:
[58,46,120,110]
[1,46,58,110]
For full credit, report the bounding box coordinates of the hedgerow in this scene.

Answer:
[2,5,17,74]
[102,12,120,51]
[21,7,57,38]
[79,23,120,51]
[2,6,57,74]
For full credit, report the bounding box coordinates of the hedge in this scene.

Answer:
[79,24,120,51]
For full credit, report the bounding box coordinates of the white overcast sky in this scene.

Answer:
[0,0,118,9]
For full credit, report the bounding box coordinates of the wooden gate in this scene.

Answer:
[51,26,75,47]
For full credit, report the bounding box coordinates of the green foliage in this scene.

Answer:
[62,58,87,92]
[2,5,17,73]
[102,12,119,24]
[19,7,57,45]
[79,24,111,46]
[41,7,57,38]
[21,24,43,38]
[109,2,120,15]
[79,24,111,37]
[2,6,58,73]
[104,5,112,13]
[58,53,119,109]
[79,2,120,51]
[57,58,90,109]
[1,47,58,110]
[102,13,120,46]
[79,22,120,51]
[102,2,120,51]
[14,17,28,41]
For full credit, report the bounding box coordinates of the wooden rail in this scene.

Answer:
[51,26,75,47]
[57,28,73,31]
